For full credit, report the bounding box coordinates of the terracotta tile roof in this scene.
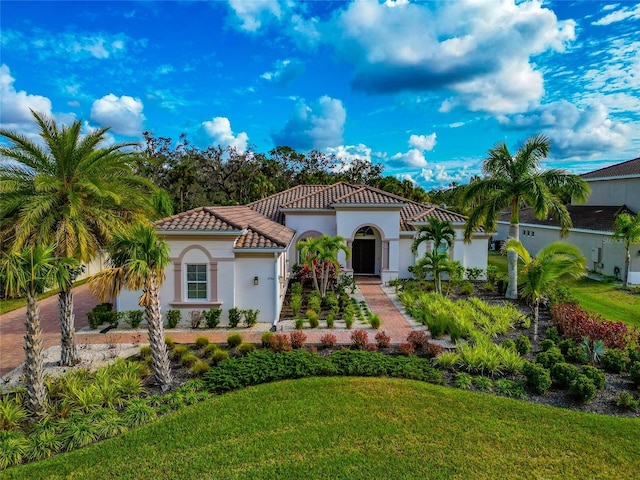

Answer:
[249,184,326,223]
[499,205,636,232]
[279,182,360,209]
[582,157,640,179]
[154,206,295,249]
[333,186,407,205]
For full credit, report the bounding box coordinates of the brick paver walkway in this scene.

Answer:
[0,284,98,376]
[2,278,416,376]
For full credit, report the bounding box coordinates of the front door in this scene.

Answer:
[352,239,375,274]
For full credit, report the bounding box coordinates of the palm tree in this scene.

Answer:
[506,239,586,340]
[461,134,589,299]
[411,218,456,294]
[1,244,73,414]
[89,224,173,388]
[297,235,351,298]
[613,212,640,289]
[0,111,155,366]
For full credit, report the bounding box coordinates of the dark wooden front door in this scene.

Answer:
[352,239,375,274]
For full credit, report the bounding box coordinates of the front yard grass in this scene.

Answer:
[4,377,639,479]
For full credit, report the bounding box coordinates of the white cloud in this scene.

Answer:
[260,58,304,85]
[227,0,282,32]
[449,122,465,128]
[592,3,640,25]
[0,64,53,129]
[327,143,372,165]
[90,94,145,136]
[419,165,471,186]
[390,149,427,168]
[272,95,346,150]
[409,133,437,151]
[202,116,249,152]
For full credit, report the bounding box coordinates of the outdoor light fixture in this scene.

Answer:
[253,276,259,285]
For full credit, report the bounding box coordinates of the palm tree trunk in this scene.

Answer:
[623,246,630,289]
[24,293,47,414]
[145,276,173,389]
[311,261,320,294]
[533,298,539,342]
[58,289,78,366]
[506,223,520,299]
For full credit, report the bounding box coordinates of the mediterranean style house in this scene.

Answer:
[118,182,490,325]
[495,157,640,284]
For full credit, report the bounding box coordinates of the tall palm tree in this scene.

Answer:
[1,244,73,414]
[89,224,173,388]
[0,111,155,366]
[411,218,456,295]
[461,134,589,299]
[506,239,586,340]
[297,235,351,298]
[613,212,640,289]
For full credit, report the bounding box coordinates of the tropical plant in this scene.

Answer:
[297,235,351,298]
[506,240,586,340]
[1,244,73,414]
[613,212,640,289]
[411,218,455,295]
[89,224,173,389]
[0,111,157,366]
[461,134,589,299]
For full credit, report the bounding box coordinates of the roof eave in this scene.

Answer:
[157,229,245,236]
[332,203,406,209]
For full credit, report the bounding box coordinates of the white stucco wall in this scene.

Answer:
[234,254,279,324]
[578,177,640,212]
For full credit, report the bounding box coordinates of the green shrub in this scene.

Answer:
[165,336,175,350]
[540,339,556,352]
[228,308,241,328]
[172,345,190,360]
[326,313,335,329]
[628,348,640,364]
[515,335,531,355]
[558,338,576,355]
[522,362,552,394]
[295,317,305,330]
[551,362,579,387]
[0,398,27,430]
[369,313,381,329]
[92,408,128,440]
[581,365,606,390]
[166,309,181,329]
[566,345,588,364]
[203,308,222,329]
[26,427,61,462]
[181,353,199,367]
[493,379,527,399]
[87,303,117,329]
[238,343,256,355]
[0,431,29,469]
[203,344,219,357]
[261,332,274,348]
[59,414,99,451]
[458,281,474,296]
[615,392,639,411]
[324,292,339,309]
[436,351,459,370]
[453,372,473,389]
[570,375,597,403]
[500,339,516,352]
[482,282,496,293]
[290,294,302,317]
[211,349,230,364]
[195,336,209,348]
[227,333,243,348]
[628,361,640,385]
[343,306,355,329]
[545,326,561,344]
[290,282,303,296]
[535,347,564,369]
[124,310,144,328]
[306,309,319,328]
[472,376,493,391]
[601,349,628,374]
[243,309,259,328]
[139,345,152,357]
[122,398,157,428]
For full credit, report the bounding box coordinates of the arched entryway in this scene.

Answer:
[352,226,380,275]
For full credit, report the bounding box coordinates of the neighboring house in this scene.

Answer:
[118,182,490,325]
[495,157,640,284]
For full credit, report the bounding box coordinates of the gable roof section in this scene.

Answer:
[498,205,636,233]
[249,184,327,223]
[154,206,295,249]
[581,157,640,180]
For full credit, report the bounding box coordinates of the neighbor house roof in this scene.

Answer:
[154,206,295,249]
[498,205,636,233]
[581,157,640,180]
[250,181,472,232]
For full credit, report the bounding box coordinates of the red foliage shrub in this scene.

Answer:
[407,331,430,350]
[320,333,337,349]
[375,330,391,349]
[366,343,378,352]
[398,342,415,356]
[350,329,369,350]
[551,303,639,350]
[269,334,292,353]
[308,345,318,354]
[424,342,444,359]
[289,330,307,349]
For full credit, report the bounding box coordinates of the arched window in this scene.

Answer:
[355,226,375,237]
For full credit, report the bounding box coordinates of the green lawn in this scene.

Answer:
[488,252,640,326]
[4,377,639,479]
[0,278,90,315]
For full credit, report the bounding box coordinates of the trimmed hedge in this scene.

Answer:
[203,350,443,393]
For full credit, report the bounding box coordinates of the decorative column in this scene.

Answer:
[172,260,182,302]
[209,262,218,302]
[346,240,353,270]
[382,240,390,270]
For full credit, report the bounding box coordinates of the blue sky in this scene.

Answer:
[1,0,639,189]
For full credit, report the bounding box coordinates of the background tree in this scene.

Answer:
[506,240,586,340]
[1,244,72,414]
[90,224,173,388]
[461,134,589,299]
[0,111,155,366]
[613,212,640,289]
